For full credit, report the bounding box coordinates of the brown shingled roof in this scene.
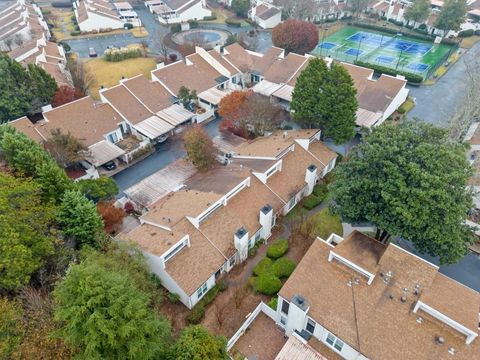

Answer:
[101,84,152,124]
[121,75,173,113]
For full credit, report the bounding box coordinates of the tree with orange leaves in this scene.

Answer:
[52,85,84,107]
[97,202,126,234]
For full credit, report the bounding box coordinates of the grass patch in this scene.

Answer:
[398,97,415,114]
[301,208,343,240]
[130,27,149,38]
[285,204,308,220]
[84,55,156,99]
[461,35,480,49]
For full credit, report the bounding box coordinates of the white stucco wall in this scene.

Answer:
[257,12,282,29]
[381,83,409,123]
[77,11,125,31]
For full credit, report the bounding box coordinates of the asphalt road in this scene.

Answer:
[66,6,272,58]
[408,41,480,127]
[113,117,221,195]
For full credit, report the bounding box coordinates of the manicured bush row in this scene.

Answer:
[253,273,282,295]
[203,15,217,21]
[266,239,289,259]
[267,296,278,310]
[271,257,296,278]
[104,47,142,62]
[354,60,424,83]
[253,258,273,276]
[303,194,323,210]
[225,18,242,27]
[458,29,474,38]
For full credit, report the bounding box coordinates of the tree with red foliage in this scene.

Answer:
[52,85,84,107]
[272,19,319,55]
[96,201,126,234]
[182,125,217,172]
[219,91,284,138]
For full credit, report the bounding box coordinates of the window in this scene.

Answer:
[288,197,296,210]
[229,254,236,267]
[326,332,344,352]
[255,231,261,242]
[108,132,118,143]
[266,166,277,178]
[198,202,223,223]
[280,316,287,326]
[306,318,316,334]
[281,300,289,315]
[196,282,208,299]
[248,237,254,249]
[163,240,187,262]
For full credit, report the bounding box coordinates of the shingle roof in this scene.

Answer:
[280,232,480,360]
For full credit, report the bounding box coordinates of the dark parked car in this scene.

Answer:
[102,160,117,171]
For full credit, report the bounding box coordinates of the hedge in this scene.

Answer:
[303,194,323,210]
[171,23,181,33]
[267,297,278,310]
[203,15,217,21]
[253,273,282,295]
[354,60,424,83]
[104,47,142,62]
[313,183,328,200]
[458,29,474,38]
[253,257,273,276]
[70,31,80,36]
[271,257,296,278]
[225,18,242,27]
[266,239,289,259]
[188,20,199,28]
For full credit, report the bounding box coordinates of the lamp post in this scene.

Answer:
[396,47,405,70]
[319,27,329,57]
[355,34,365,62]
[379,23,387,46]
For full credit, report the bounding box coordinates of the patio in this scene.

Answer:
[232,312,287,360]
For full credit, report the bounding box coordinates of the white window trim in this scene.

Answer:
[325,332,344,353]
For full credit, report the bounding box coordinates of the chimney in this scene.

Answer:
[304,164,317,195]
[234,227,249,264]
[259,204,273,240]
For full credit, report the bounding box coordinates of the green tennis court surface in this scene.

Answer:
[311,26,453,79]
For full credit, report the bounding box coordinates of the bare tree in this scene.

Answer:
[274,0,319,20]
[46,128,89,168]
[232,284,248,309]
[448,53,480,142]
[67,57,94,94]
[153,29,169,61]
[213,299,229,327]
[14,34,24,47]
[140,40,148,57]
[4,37,13,51]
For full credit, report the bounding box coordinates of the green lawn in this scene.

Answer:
[301,208,343,240]
[312,26,453,79]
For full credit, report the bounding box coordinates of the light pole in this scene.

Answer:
[319,27,329,57]
[355,34,365,62]
[379,23,387,46]
[396,47,405,70]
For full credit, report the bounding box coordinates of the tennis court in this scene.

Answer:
[312,26,453,79]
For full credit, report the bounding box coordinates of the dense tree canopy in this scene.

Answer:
[77,176,119,202]
[0,174,55,290]
[274,0,319,19]
[57,190,104,248]
[231,0,250,17]
[0,54,57,123]
[54,260,172,359]
[329,121,474,264]
[172,325,227,360]
[182,125,217,172]
[435,0,467,33]
[219,91,283,138]
[0,298,22,358]
[272,19,319,55]
[290,58,357,144]
[405,0,431,25]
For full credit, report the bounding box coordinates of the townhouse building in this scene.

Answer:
[144,0,211,24]
[124,129,338,308]
[228,231,480,359]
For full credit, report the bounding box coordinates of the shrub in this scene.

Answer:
[458,29,474,38]
[418,23,427,30]
[171,23,181,33]
[253,273,282,295]
[271,257,296,278]
[203,15,217,21]
[313,183,328,200]
[188,20,199,28]
[124,201,135,214]
[217,279,228,292]
[169,53,178,62]
[187,305,205,324]
[124,23,133,29]
[149,272,162,288]
[225,18,242,27]
[70,30,80,36]
[252,257,273,276]
[266,239,289,259]
[397,107,406,114]
[267,296,278,310]
[167,292,180,303]
[74,25,80,31]
[303,194,322,210]
[354,60,424,83]
[104,47,142,62]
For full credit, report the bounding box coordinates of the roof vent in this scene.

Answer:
[347,280,352,287]
[283,131,287,139]
[416,316,424,324]
[354,278,360,285]
[436,336,445,345]
[388,293,394,300]
[400,296,407,303]
[448,347,456,355]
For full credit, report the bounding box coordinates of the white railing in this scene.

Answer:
[196,108,215,123]
[227,301,279,351]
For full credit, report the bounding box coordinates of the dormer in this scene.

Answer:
[252,160,282,184]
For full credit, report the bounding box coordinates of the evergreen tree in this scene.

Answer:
[36,161,73,203]
[231,0,250,17]
[329,121,474,264]
[405,0,431,26]
[54,260,172,359]
[291,58,357,144]
[435,0,467,33]
[172,325,227,360]
[57,190,104,248]
[0,174,55,291]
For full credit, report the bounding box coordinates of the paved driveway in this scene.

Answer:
[114,117,221,195]
[408,41,480,127]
